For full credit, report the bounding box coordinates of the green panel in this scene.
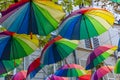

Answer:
[3,59,22,73]
[114,59,120,73]
[80,16,98,39]
[86,15,107,34]
[93,52,111,67]
[56,43,74,59]
[32,3,58,35]
[56,39,78,49]
[10,37,34,59]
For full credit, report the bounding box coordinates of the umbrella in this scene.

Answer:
[0,59,22,75]
[114,59,120,73]
[0,31,39,60]
[111,0,120,3]
[46,74,69,80]
[58,7,114,40]
[0,0,65,36]
[55,64,86,77]
[27,57,44,79]
[92,66,114,80]
[86,45,117,70]
[12,70,27,80]
[40,36,78,65]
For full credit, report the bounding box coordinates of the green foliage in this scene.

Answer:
[38,34,51,48]
[61,0,92,13]
[0,26,6,32]
[0,0,14,11]
[61,0,73,13]
[74,0,92,6]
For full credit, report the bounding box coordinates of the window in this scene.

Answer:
[84,37,100,49]
[93,37,100,48]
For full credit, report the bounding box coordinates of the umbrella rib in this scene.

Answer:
[29,1,33,35]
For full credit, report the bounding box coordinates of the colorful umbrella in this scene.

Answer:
[0,0,65,36]
[92,66,114,80]
[114,59,120,74]
[55,64,86,77]
[58,7,114,40]
[27,57,44,79]
[0,59,22,75]
[46,74,69,80]
[86,45,117,70]
[0,31,39,60]
[40,36,78,65]
[12,70,27,80]
[111,0,120,3]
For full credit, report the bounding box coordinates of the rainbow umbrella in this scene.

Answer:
[40,36,78,65]
[46,74,69,80]
[58,7,114,40]
[27,57,44,79]
[12,70,27,80]
[86,45,117,70]
[55,64,86,77]
[92,66,114,80]
[0,59,22,75]
[111,0,120,3]
[0,0,65,36]
[0,31,39,60]
[114,59,120,74]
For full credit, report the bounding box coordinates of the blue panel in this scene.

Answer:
[59,15,81,40]
[18,3,30,34]
[0,37,12,60]
[71,14,82,40]
[0,36,10,58]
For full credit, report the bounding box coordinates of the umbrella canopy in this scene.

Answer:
[0,31,39,60]
[92,66,114,80]
[86,45,117,70]
[111,0,120,3]
[55,64,86,77]
[114,59,120,74]
[12,70,27,80]
[46,74,69,80]
[27,57,44,79]
[0,59,22,75]
[0,0,65,36]
[40,36,78,65]
[58,7,114,40]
